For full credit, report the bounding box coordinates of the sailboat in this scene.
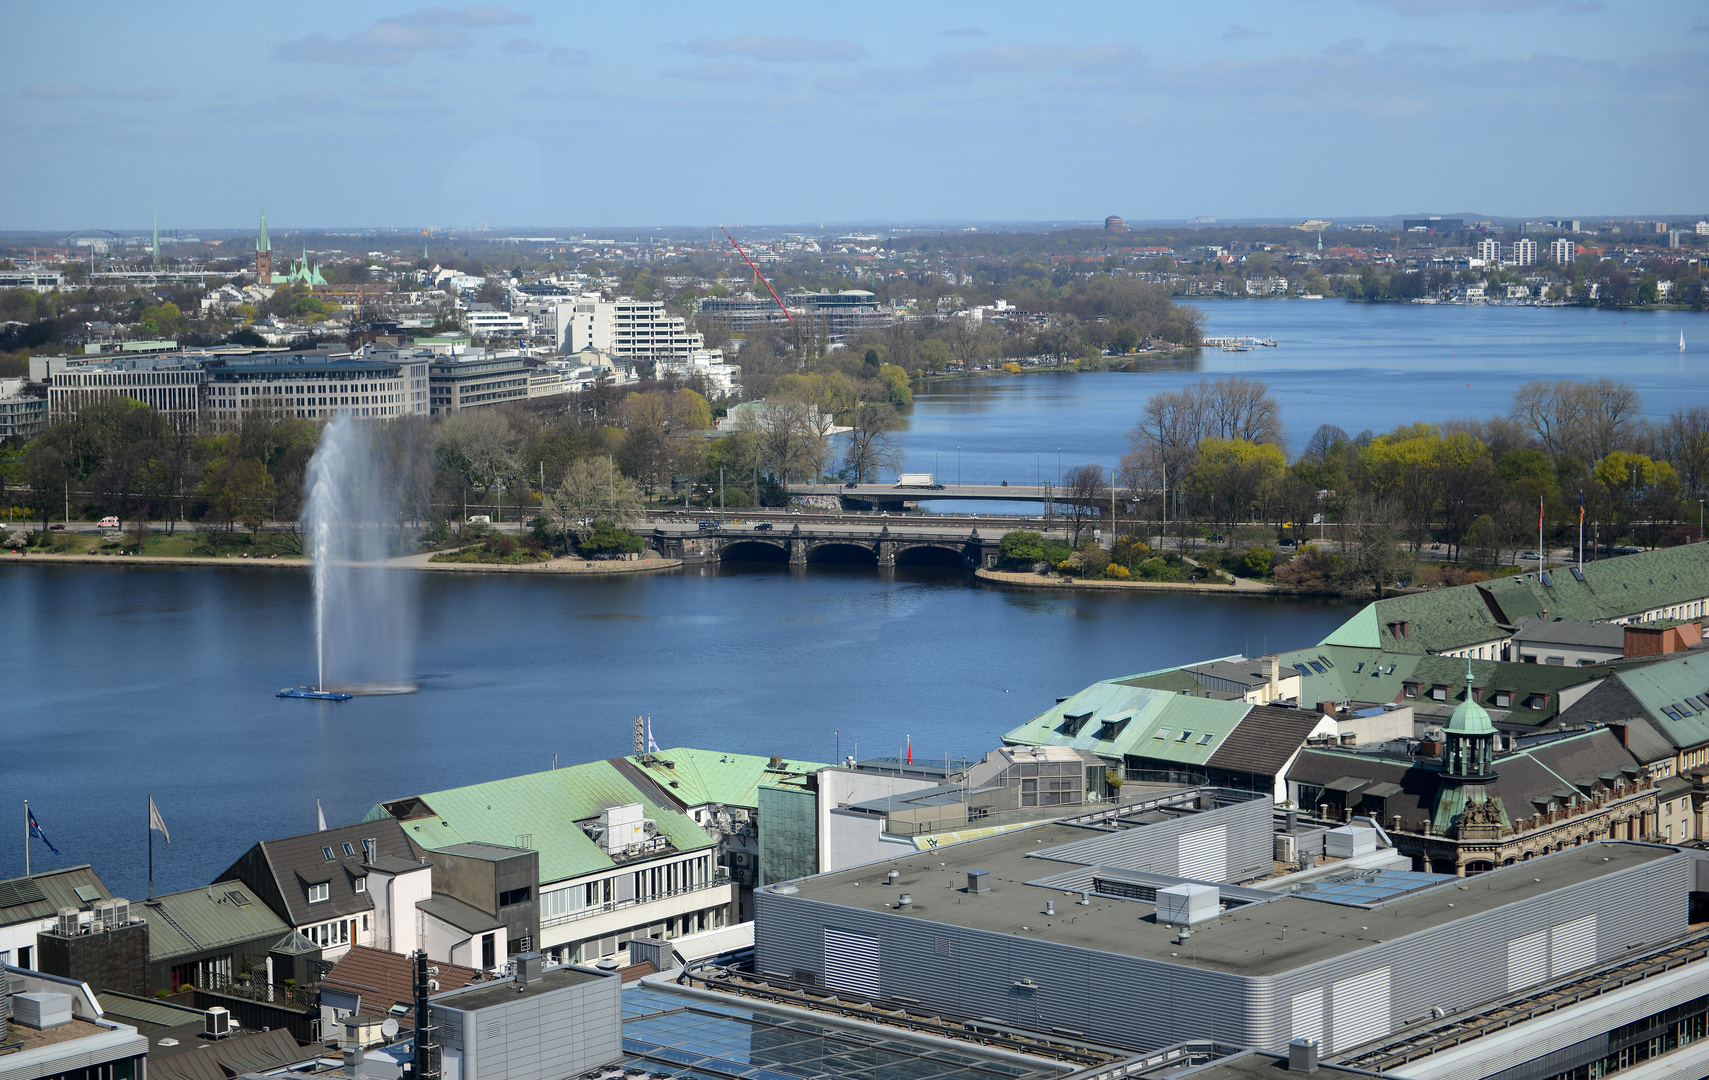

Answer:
[1682,330,1687,352]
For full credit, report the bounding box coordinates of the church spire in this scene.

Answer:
[152,211,159,264]
[257,208,271,254]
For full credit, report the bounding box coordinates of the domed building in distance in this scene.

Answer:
[1104,215,1127,232]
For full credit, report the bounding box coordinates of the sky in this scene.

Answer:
[4,0,1707,231]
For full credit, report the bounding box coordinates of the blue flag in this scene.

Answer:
[28,808,59,855]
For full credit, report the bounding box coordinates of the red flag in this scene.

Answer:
[905,737,913,765]
[1537,499,1545,531]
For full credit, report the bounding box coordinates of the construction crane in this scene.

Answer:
[720,226,793,326]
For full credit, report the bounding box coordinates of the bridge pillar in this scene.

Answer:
[788,540,808,565]
[877,541,895,567]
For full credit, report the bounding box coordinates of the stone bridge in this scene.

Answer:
[653,522,1006,569]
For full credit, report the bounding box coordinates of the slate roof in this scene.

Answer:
[140,884,292,963]
[94,992,207,1038]
[367,759,715,885]
[318,945,480,1025]
[416,895,502,935]
[1286,729,1642,834]
[214,821,415,928]
[1207,706,1331,777]
[1318,545,1709,655]
[145,1026,308,1080]
[1511,619,1627,650]
[0,865,113,928]
[1557,650,1709,755]
[616,747,829,812]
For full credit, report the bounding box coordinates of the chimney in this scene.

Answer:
[1288,1038,1319,1073]
[769,755,784,769]
[1261,654,1280,701]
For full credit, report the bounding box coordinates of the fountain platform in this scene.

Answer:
[277,686,353,701]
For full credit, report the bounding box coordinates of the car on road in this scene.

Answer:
[753,522,773,531]
[1518,550,1542,560]
[48,523,65,531]
[697,521,719,531]
[98,516,120,529]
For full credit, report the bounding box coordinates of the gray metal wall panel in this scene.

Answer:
[756,851,1691,1057]
[1031,795,1271,883]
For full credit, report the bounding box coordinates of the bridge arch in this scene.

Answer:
[720,538,789,562]
[806,541,878,565]
[892,542,965,567]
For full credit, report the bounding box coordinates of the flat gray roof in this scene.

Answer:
[779,829,1675,977]
[432,965,605,1012]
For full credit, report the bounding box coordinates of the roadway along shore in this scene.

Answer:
[2,550,683,575]
[974,567,1279,595]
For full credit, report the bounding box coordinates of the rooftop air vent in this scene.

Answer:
[967,869,991,895]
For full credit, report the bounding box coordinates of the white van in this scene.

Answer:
[98,516,120,529]
[466,515,492,525]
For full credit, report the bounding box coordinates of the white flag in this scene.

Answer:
[646,717,660,754]
[149,797,170,844]
[317,799,328,832]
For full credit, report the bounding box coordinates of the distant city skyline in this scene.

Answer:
[6,1,1706,230]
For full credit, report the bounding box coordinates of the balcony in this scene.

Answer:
[540,872,731,929]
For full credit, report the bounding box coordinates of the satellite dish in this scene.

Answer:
[381,1019,400,1040]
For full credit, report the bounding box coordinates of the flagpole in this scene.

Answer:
[24,799,29,877]
[148,794,154,900]
[1539,497,1545,574]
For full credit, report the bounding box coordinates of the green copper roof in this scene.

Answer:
[1445,660,1496,736]
[1002,672,1252,763]
[1321,602,1381,648]
[365,759,715,885]
[623,747,828,810]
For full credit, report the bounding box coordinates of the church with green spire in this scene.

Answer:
[252,209,326,287]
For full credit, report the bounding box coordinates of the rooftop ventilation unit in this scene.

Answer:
[205,1006,231,1039]
[1156,883,1220,926]
[967,869,990,895]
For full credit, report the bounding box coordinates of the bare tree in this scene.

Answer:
[841,403,901,483]
[546,457,644,551]
[1510,379,1642,464]
[1062,463,1108,547]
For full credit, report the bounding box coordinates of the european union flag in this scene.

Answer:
[28,808,59,855]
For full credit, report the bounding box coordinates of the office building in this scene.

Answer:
[1550,237,1577,264]
[753,833,1706,1076]
[428,959,623,1080]
[422,349,531,413]
[201,352,430,426]
[0,377,48,439]
[39,353,208,424]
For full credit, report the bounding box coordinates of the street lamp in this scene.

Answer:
[957,445,961,488]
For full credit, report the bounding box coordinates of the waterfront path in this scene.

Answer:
[975,567,1278,595]
[3,549,682,575]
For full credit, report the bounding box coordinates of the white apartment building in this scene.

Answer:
[1474,238,1500,263]
[1549,238,1577,264]
[657,349,742,396]
[1509,238,1537,266]
[464,304,530,339]
[560,295,707,370]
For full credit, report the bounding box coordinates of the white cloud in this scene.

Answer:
[502,38,544,54]
[276,7,530,65]
[684,35,865,62]
[548,47,592,68]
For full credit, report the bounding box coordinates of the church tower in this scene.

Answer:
[1443,662,1497,782]
[255,208,272,283]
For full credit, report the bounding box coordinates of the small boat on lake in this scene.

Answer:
[278,686,353,701]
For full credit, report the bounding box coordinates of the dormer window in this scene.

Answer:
[1493,692,1512,708]
[309,882,330,903]
[1431,686,1448,702]
[354,876,367,894]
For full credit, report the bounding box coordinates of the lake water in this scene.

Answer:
[8,300,1707,899]
[0,562,1347,896]
[894,300,1709,504]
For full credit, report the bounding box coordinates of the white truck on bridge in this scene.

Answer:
[894,473,942,489]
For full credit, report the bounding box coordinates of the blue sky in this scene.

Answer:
[5,1,1706,230]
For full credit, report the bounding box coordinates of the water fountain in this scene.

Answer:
[278,416,416,700]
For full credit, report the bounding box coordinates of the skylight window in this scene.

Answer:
[1198,733,1215,745]
[1154,728,1171,740]
[1294,664,1312,677]
[1176,730,1192,742]
[342,842,356,856]
[322,846,335,861]
[1317,655,1334,669]
[1309,661,1326,674]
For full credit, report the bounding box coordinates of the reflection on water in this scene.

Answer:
[2,562,1350,896]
